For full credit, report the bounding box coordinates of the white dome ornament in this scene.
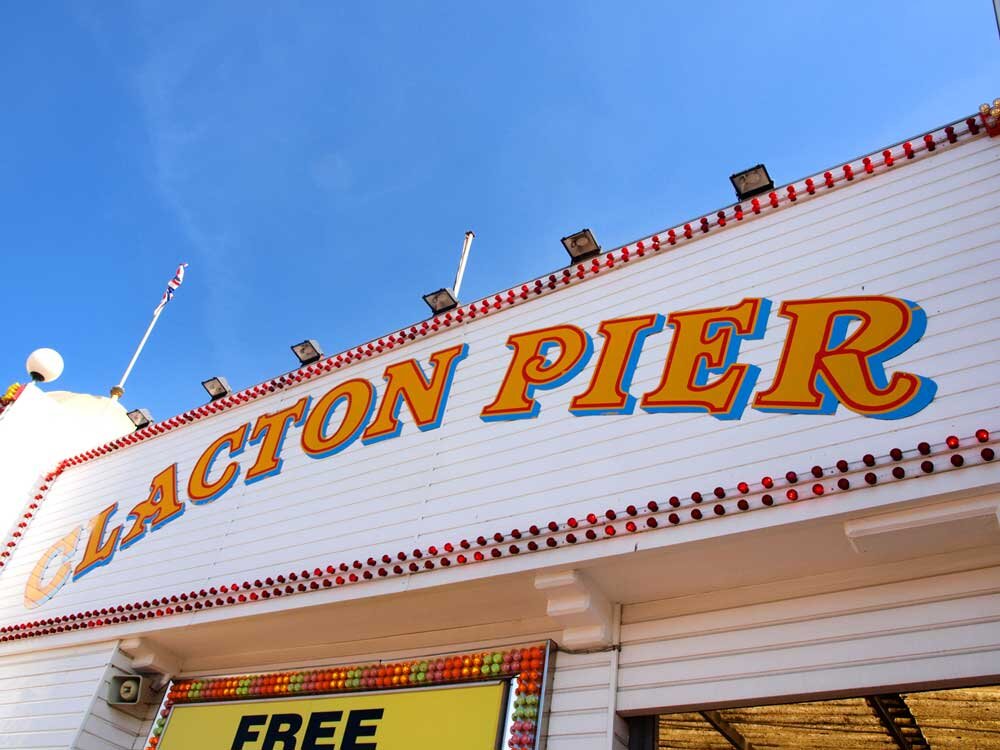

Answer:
[25,348,65,384]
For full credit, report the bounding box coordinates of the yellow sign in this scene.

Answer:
[158,681,508,750]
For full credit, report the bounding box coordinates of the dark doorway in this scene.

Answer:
[630,684,1000,749]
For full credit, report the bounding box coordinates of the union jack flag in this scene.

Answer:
[154,263,189,314]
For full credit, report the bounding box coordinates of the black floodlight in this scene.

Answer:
[730,164,774,201]
[125,408,153,430]
[291,339,323,366]
[201,376,232,401]
[561,228,601,262]
[423,287,459,314]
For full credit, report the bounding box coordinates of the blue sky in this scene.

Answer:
[2,2,998,421]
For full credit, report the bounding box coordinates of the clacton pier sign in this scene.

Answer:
[22,294,935,609]
[0,104,996,750]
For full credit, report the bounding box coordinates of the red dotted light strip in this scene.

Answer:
[144,644,548,750]
[0,463,66,571]
[3,430,994,644]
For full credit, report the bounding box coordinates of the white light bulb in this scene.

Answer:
[25,348,65,383]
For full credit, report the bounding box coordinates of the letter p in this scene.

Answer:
[481,325,592,421]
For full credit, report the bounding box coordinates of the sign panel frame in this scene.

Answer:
[146,642,554,750]
[158,680,510,750]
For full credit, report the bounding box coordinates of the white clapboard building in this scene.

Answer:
[0,102,998,750]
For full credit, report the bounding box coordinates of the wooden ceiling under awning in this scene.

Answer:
[657,685,1000,749]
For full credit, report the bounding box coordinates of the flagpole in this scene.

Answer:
[110,306,164,400]
[452,231,475,298]
[109,262,188,401]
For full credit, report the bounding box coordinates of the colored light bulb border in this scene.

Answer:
[144,642,551,750]
[0,382,24,418]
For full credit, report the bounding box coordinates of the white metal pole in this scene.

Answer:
[606,603,622,749]
[452,230,475,298]
[110,306,163,400]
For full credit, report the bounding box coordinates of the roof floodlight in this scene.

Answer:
[125,408,153,430]
[201,376,232,401]
[730,164,774,201]
[561,228,601,263]
[291,339,323,366]
[423,288,459,314]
